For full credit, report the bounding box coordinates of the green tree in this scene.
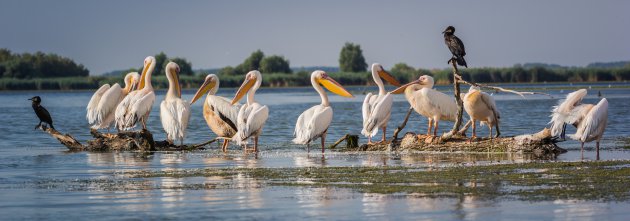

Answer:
[169,57,194,75]
[236,50,265,74]
[260,55,291,73]
[218,66,237,76]
[154,52,167,76]
[339,42,367,72]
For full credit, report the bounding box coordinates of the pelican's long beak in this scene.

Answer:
[378,70,401,86]
[318,75,353,98]
[131,78,139,91]
[173,70,181,98]
[390,79,420,94]
[191,78,216,104]
[231,76,256,105]
[138,61,151,90]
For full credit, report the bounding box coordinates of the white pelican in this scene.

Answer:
[86,72,140,131]
[362,63,401,144]
[159,62,191,145]
[550,89,608,158]
[115,56,156,130]
[463,86,501,140]
[190,74,242,152]
[391,75,458,136]
[294,70,354,153]
[230,70,269,152]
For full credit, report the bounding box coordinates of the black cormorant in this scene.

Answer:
[28,96,55,129]
[443,26,467,68]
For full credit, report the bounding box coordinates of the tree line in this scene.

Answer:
[0,49,88,79]
[2,44,630,90]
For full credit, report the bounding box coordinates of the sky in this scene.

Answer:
[1,0,629,75]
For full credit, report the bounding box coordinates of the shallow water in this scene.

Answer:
[1,82,630,220]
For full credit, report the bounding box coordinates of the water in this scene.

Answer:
[1,83,630,220]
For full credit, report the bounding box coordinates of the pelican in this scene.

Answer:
[230,70,269,152]
[463,86,501,140]
[159,62,191,145]
[294,70,353,153]
[115,56,156,130]
[550,89,608,159]
[86,72,140,131]
[190,74,242,152]
[362,63,401,144]
[391,75,458,136]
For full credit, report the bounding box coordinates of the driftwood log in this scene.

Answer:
[357,128,565,157]
[40,126,218,151]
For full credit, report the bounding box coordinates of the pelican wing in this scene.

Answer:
[115,90,136,129]
[233,103,269,145]
[415,88,458,121]
[206,95,242,131]
[87,84,110,124]
[571,98,608,142]
[160,98,191,142]
[93,83,122,129]
[362,93,375,123]
[479,92,500,121]
[550,89,588,136]
[293,105,332,144]
[362,93,393,137]
[125,91,155,129]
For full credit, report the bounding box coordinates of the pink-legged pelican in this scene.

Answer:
[190,74,242,152]
[230,70,269,152]
[159,62,191,145]
[391,75,458,136]
[362,63,401,144]
[115,56,156,130]
[293,70,354,153]
[550,89,608,159]
[463,86,501,140]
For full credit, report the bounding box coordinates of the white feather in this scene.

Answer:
[206,95,242,127]
[361,93,393,137]
[293,105,333,144]
[91,83,123,129]
[232,103,269,145]
[86,84,110,124]
[570,98,608,142]
[160,98,191,143]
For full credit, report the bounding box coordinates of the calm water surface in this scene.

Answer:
[1,82,629,220]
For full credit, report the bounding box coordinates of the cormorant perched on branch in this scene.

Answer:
[28,96,55,130]
[443,26,467,68]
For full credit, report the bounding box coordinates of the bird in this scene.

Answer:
[294,70,354,153]
[443,26,467,68]
[190,74,242,152]
[549,89,608,159]
[391,75,458,137]
[86,72,140,131]
[230,70,269,152]
[115,56,156,131]
[362,63,401,144]
[28,96,55,130]
[159,62,191,146]
[463,86,501,141]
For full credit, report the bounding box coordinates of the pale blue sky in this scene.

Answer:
[1,0,629,75]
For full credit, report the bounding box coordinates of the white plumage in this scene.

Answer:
[392,75,458,136]
[115,56,156,131]
[293,70,353,153]
[549,89,608,158]
[463,86,501,139]
[86,72,139,130]
[361,63,400,143]
[230,70,269,151]
[159,62,191,145]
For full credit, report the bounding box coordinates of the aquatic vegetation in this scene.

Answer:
[123,160,630,202]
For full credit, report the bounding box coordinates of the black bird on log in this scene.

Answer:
[443,26,467,68]
[28,96,55,130]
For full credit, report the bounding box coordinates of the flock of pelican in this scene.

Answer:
[86,56,609,156]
